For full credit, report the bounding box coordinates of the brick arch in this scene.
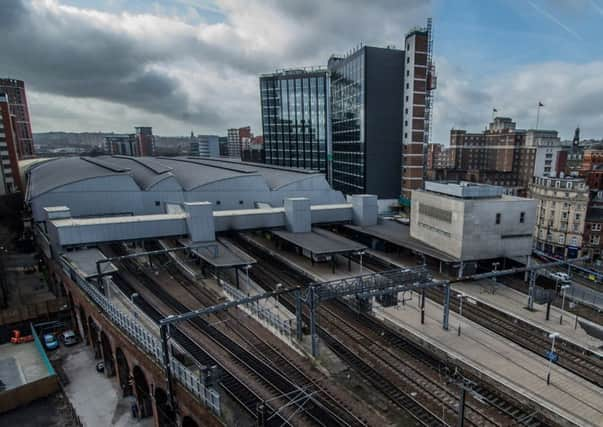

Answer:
[181,415,199,427]
[87,315,101,359]
[154,386,177,427]
[100,330,116,377]
[115,347,132,397]
[132,365,153,419]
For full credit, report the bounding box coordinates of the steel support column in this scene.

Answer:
[295,289,303,341]
[527,270,536,310]
[524,255,531,282]
[457,387,466,427]
[159,324,176,412]
[420,289,426,325]
[309,286,319,357]
[442,282,450,330]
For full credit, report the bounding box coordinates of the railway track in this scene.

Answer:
[358,253,603,388]
[229,235,547,427]
[107,253,272,424]
[153,249,376,427]
[111,244,365,427]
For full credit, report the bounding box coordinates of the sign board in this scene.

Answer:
[546,351,559,363]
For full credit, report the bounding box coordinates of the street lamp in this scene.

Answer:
[559,284,570,325]
[243,264,251,290]
[275,283,283,308]
[546,332,560,385]
[357,251,365,274]
[491,262,500,283]
[457,293,466,337]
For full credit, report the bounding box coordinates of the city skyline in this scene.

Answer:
[1,0,602,143]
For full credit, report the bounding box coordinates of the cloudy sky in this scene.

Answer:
[1,0,602,143]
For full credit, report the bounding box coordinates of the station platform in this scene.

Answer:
[366,248,603,354]
[374,298,603,427]
[344,220,458,263]
[454,280,603,354]
[241,233,365,283]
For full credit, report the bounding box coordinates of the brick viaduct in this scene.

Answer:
[48,258,222,427]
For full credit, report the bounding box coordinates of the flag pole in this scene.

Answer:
[536,102,543,130]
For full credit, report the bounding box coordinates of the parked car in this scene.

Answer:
[43,333,59,350]
[59,330,78,346]
[550,272,571,283]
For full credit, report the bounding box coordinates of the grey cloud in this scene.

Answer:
[0,0,430,134]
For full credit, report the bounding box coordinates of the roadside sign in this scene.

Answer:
[546,351,559,363]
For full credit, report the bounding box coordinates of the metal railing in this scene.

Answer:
[566,285,603,311]
[60,258,221,415]
[221,280,293,338]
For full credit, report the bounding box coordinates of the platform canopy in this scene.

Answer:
[178,238,256,268]
[62,248,118,278]
[271,227,366,257]
[345,220,458,263]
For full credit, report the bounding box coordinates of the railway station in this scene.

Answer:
[19,156,603,427]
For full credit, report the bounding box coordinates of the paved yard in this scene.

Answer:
[61,344,152,427]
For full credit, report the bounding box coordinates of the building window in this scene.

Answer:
[576,213,581,221]
[592,223,601,231]
[216,200,221,205]
[239,200,244,205]
[571,236,577,246]
[496,213,501,225]
[155,201,160,207]
[520,212,525,223]
[591,235,600,245]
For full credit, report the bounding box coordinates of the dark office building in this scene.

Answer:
[260,68,328,172]
[328,46,404,198]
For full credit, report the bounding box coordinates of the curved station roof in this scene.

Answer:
[27,156,328,200]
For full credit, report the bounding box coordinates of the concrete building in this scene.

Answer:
[190,134,220,158]
[328,45,404,199]
[410,182,536,268]
[529,176,589,258]
[0,94,22,193]
[401,21,436,201]
[260,68,328,172]
[526,129,568,178]
[0,78,34,159]
[26,156,346,223]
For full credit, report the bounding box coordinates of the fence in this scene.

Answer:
[59,258,221,415]
[221,280,293,338]
[566,285,603,311]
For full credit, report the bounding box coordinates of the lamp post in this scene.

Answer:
[492,262,500,283]
[275,283,283,308]
[546,332,560,385]
[457,294,466,337]
[357,251,365,274]
[243,264,251,290]
[559,284,570,325]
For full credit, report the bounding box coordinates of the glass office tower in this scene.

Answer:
[328,46,404,198]
[329,50,365,194]
[260,69,328,172]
